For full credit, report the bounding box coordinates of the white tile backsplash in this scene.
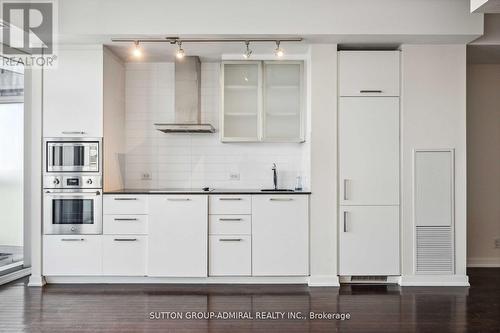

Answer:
[124,62,310,190]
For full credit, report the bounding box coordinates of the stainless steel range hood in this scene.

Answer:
[154,56,215,134]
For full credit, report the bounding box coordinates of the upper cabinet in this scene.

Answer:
[338,51,400,97]
[43,46,103,137]
[221,61,304,143]
[222,61,262,141]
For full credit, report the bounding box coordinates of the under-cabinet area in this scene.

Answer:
[43,193,310,280]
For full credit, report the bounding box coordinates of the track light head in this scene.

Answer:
[243,41,252,59]
[176,41,185,59]
[132,41,142,58]
[275,41,284,57]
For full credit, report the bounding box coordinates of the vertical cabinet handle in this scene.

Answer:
[343,179,349,200]
[343,211,348,232]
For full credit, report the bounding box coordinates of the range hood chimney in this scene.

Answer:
[154,56,215,133]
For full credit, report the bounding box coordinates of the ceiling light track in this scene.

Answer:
[112,37,303,44]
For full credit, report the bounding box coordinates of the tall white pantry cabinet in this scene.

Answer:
[338,51,400,276]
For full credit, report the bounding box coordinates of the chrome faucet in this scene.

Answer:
[272,163,278,190]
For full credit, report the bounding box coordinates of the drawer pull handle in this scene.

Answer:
[62,131,86,134]
[219,198,242,201]
[359,90,382,93]
[114,218,138,221]
[114,238,138,242]
[61,238,84,241]
[114,198,137,201]
[219,238,242,242]
[167,198,191,201]
[269,198,293,201]
[219,218,243,222]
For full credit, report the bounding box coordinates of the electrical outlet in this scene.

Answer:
[229,172,240,181]
[495,239,500,249]
[141,172,152,181]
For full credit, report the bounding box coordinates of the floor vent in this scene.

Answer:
[340,275,398,284]
[416,226,454,274]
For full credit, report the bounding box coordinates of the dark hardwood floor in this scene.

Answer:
[0,268,498,332]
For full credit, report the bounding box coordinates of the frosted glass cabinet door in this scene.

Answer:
[263,62,304,142]
[222,62,261,141]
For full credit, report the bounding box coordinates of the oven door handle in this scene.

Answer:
[44,190,101,196]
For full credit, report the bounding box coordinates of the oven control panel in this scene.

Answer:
[44,175,102,189]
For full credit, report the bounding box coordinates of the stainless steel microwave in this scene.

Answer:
[44,138,101,173]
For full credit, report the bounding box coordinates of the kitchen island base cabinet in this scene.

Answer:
[339,206,399,276]
[148,195,208,277]
[43,235,102,276]
[252,195,309,276]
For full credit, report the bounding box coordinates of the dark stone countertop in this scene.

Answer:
[103,188,311,195]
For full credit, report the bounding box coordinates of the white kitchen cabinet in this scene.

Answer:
[209,215,251,235]
[339,51,400,97]
[339,206,399,276]
[102,235,147,276]
[221,62,262,141]
[339,97,399,205]
[43,235,102,276]
[252,195,309,276]
[209,235,251,276]
[209,195,252,215]
[103,195,148,215]
[148,195,208,277]
[263,61,304,142]
[103,214,148,235]
[221,61,304,143]
[43,46,103,137]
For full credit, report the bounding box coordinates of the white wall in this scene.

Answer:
[467,64,500,267]
[0,103,23,246]
[401,45,468,281]
[103,48,126,191]
[308,44,338,286]
[124,62,310,190]
[57,0,482,43]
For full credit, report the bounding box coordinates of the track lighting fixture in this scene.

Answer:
[243,41,252,59]
[274,40,284,57]
[176,41,185,59]
[132,41,142,58]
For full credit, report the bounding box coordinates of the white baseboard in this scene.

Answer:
[45,276,309,284]
[308,275,340,287]
[28,275,46,287]
[399,274,469,286]
[467,257,500,267]
[0,268,31,286]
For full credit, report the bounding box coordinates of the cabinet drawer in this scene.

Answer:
[102,235,147,276]
[209,215,251,235]
[103,215,148,235]
[209,235,251,276]
[43,235,102,276]
[103,195,148,215]
[209,195,251,214]
[339,51,400,97]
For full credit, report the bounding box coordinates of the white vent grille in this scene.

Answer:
[416,226,454,274]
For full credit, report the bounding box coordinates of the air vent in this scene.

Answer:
[416,226,454,274]
[351,276,388,282]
